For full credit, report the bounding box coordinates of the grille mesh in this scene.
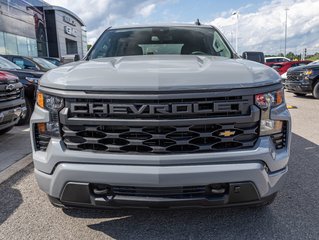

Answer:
[287,71,304,82]
[62,122,259,154]
[0,84,22,102]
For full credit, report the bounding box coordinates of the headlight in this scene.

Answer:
[36,91,64,138]
[255,88,285,136]
[304,69,313,76]
[25,77,40,84]
[255,89,284,110]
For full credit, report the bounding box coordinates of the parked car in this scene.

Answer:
[0,71,26,134]
[1,55,57,72]
[285,61,319,98]
[272,60,312,76]
[0,56,43,124]
[43,57,61,66]
[31,24,291,209]
[265,57,290,64]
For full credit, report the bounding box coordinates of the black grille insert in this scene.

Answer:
[62,122,259,154]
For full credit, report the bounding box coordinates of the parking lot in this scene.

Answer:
[0,91,318,240]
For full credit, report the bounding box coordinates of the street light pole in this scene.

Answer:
[284,8,289,57]
[232,11,239,53]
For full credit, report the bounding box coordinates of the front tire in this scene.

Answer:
[294,93,307,97]
[313,81,319,99]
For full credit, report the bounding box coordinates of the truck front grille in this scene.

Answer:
[61,93,259,154]
[62,122,259,154]
[0,86,22,102]
[287,71,304,82]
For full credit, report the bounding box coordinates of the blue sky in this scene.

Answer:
[46,0,319,55]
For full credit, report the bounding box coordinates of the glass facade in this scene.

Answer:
[0,31,37,56]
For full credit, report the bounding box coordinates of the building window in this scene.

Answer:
[17,36,29,56]
[66,38,78,54]
[0,31,38,56]
[0,32,5,54]
[4,33,18,55]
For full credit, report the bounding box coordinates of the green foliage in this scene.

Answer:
[306,53,319,61]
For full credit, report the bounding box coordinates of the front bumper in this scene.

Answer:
[36,162,287,208]
[285,81,312,93]
[0,99,26,130]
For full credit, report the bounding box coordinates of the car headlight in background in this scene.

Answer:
[255,88,285,136]
[304,69,313,76]
[36,91,64,138]
[25,77,40,84]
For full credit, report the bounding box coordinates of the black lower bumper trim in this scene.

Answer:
[55,182,266,209]
[285,82,312,93]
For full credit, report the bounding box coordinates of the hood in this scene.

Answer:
[40,55,281,91]
[288,63,319,73]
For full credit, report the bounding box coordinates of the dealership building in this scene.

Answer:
[0,0,87,58]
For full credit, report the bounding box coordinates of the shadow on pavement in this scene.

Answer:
[0,164,33,225]
[62,133,319,239]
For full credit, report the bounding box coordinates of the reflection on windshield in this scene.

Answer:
[33,57,57,69]
[0,56,22,69]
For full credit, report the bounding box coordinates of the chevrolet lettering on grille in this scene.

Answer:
[69,102,241,115]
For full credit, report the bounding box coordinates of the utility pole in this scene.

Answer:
[304,48,307,60]
[232,11,239,53]
[284,8,289,57]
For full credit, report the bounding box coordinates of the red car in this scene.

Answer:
[271,60,312,75]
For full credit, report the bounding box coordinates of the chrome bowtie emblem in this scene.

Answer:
[5,84,15,91]
[219,130,236,137]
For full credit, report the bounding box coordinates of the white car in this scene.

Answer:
[265,57,290,63]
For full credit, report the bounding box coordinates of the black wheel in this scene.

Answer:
[293,93,307,97]
[313,81,319,99]
[17,98,33,126]
[0,126,13,135]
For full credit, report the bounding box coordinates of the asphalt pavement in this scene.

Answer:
[0,92,318,240]
[0,125,31,172]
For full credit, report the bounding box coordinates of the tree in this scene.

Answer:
[87,44,92,51]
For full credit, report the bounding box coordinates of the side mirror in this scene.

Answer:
[242,51,265,64]
[61,54,81,64]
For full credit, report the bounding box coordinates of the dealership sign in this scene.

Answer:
[63,16,76,26]
[64,26,77,37]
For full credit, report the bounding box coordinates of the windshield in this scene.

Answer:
[88,27,233,59]
[0,56,22,69]
[32,57,57,69]
[308,60,319,66]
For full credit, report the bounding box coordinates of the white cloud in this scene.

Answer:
[45,0,319,54]
[45,0,161,44]
[139,3,156,17]
[209,0,319,54]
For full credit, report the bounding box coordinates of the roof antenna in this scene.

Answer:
[195,19,201,26]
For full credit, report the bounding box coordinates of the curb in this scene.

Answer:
[0,154,32,185]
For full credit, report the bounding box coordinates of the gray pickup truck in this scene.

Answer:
[30,24,291,209]
[0,71,25,135]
